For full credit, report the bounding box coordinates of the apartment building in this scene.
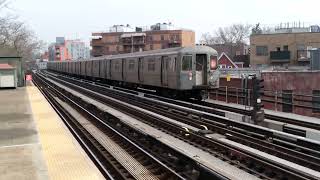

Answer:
[48,42,69,61]
[250,24,320,67]
[91,23,195,56]
[48,37,90,61]
[65,40,90,60]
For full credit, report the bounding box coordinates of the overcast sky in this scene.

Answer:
[7,0,320,45]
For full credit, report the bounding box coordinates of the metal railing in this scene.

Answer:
[210,86,320,116]
[270,51,291,61]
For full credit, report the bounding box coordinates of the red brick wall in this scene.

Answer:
[262,71,320,118]
[210,71,320,118]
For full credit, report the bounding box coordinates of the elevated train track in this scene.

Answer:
[46,69,320,134]
[33,73,188,180]
[46,70,320,151]
[38,70,320,180]
[34,72,229,180]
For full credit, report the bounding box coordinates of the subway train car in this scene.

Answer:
[48,46,220,99]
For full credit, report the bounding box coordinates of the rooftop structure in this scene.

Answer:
[91,23,195,56]
[252,22,320,35]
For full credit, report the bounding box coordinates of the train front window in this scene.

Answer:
[182,56,192,71]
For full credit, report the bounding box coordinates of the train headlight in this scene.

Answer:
[257,98,261,103]
[189,72,192,80]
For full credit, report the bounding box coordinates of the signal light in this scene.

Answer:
[259,79,264,89]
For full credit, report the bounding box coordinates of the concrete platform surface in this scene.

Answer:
[0,88,48,180]
[0,85,104,180]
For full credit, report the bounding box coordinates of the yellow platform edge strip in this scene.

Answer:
[26,85,103,180]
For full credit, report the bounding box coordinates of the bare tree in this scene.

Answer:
[0,0,9,11]
[201,24,252,45]
[0,0,43,62]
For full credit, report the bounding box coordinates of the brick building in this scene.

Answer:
[250,24,320,67]
[91,23,195,56]
[48,43,70,61]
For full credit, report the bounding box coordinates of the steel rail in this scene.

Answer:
[40,71,320,180]
[33,74,186,180]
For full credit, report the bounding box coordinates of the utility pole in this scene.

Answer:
[251,75,265,124]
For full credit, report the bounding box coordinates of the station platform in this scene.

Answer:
[0,84,104,180]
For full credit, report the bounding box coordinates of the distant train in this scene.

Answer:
[47,46,219,99]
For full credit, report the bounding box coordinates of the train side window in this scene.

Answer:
[128,60,135,71]
[182,56,192,71]
[148,59,155,72]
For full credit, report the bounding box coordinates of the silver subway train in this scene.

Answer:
[47,46,219,99]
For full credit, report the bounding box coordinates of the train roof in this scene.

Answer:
[50,46,218,63]
[90,46,218,61]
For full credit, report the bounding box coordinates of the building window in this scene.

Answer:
[161,35,165,41]
[297,44,305,50]
[219,64,226,69]
[116,46,119,52]
[182,56,192,71]
[147,36,153,42]
[282,90,293,113]
[313,90,320,113]
[150,45,153,50]
[106,46,109,52]
[256,46,268,56]
[148,59,156,71]
[161,44,167,49]
[170,35,179,41]
[128,60,135,71]
[283,45,289,51]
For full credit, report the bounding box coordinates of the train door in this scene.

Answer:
[109,60,112,78]
[122,59,126,81]
[138,57,144,82]
[161,56,169,86]
[195,54,207,85]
